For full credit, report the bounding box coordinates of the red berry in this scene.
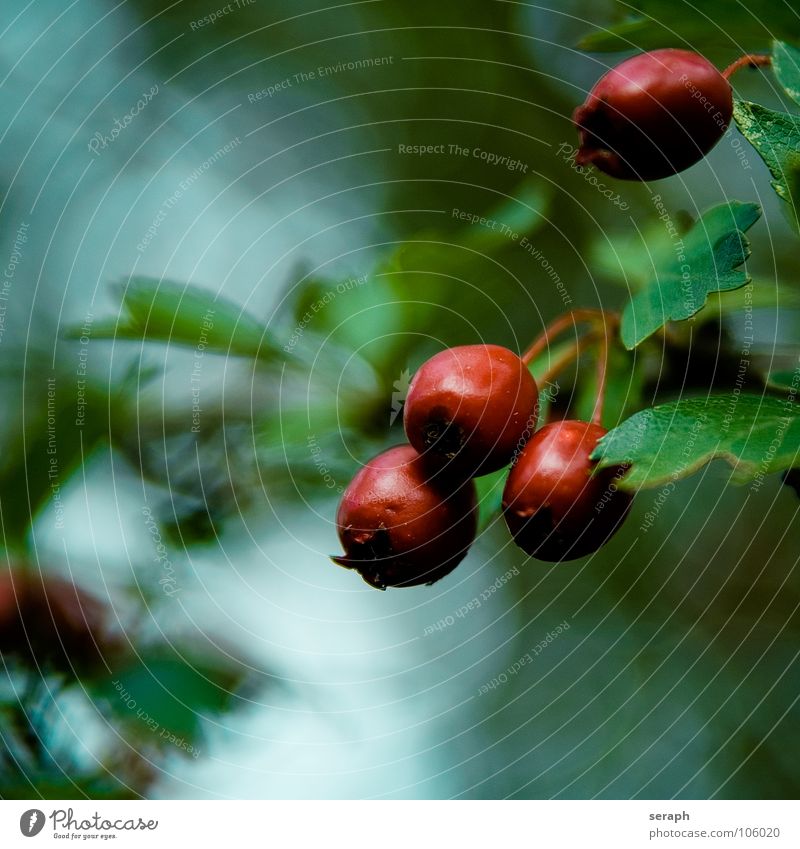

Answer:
[333,445,477,589]
[0,568,122,675]
[574,49,732,180]
[502,420,632,561]
[403,344,538,477]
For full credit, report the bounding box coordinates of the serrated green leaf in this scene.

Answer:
[620,202,760,349]
[65,277,280,360]
[773,40,800,107]
[591,394,800,489]
[733,100,800,228]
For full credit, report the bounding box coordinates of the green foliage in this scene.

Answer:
[459,181,552,251]
[591,394,800,489]
[96,651,246,741]
[733,101,800,230]
[281,180,551,385]
[773,40,800,107]
[766,368,800,391]
[7,0,800,802]
[620,202,761,349]
[475,467,507,532]
[578,1,800,53]
[701,281,800,320]
[0,360,140,548]
[66,277,280,360]
[729,41,800,231]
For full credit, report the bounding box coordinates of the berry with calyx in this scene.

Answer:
[403,344,538,477]
[333,445,477,589]
[573,49,732,181]
[502,420,632,561]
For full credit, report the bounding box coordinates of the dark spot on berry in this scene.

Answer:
[422,418,465,460]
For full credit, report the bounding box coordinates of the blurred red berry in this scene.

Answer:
[0,568,121,675]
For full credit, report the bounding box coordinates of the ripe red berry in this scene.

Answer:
[573,48,732,180]
[333,444,477,589]
[403,344,538,478]
[502,420,632,561]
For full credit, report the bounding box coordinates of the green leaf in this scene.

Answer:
[65,277,280,360]
[96,652,246,741]
[773,40,800,107]
[475,467,507,532]
[0,366,136,545]
[766,369,800,391]
[460,180,551,250]
[698,281,800,322]
[590,215,694,293]
[620,202,761,349]
[733,100,800,229]
[591,394,800,490]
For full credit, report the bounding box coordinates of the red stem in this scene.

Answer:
[538,331,599,385]
[591,319,613,426]
[521,309,605,367]
[722,53,772,81]
[523,309,619,425]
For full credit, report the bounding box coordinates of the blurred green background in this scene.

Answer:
[1,0,799,799]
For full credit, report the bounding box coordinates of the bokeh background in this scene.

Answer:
[1,0,799,799]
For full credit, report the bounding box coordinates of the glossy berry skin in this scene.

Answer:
[502,420,632,562]
[404,344,538,478]
[574,49,732,181]
[333,445,477,589]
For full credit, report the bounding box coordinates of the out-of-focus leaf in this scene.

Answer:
[460,180,552,250]
[697,281,800,323]
[590,211,695,293]
[282,178,551,382]
[774,40,800,107]
[578,1,800,53]
[65,277,281,360]
[766,368,800,391]
[620,202,761,349]
[0,374,132,546]
[96,652,245,740]
[591,394,800,489]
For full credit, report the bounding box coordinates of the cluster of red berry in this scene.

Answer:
[333,47,763,589]
[333,344,631,589]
